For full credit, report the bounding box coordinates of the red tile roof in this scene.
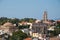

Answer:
[24,38,32,40]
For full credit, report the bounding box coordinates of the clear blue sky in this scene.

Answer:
[0,0,60,20]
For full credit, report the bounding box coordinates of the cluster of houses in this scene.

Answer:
[0,11,59,40]
[19,11,57,40]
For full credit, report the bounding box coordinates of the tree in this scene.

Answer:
[9,18,20,24]
[54,24,60,35]
[0,17,8,25]
[9,30,28,40]
[20,18,36,23]
[49,24,60,37]
[18,25,30,29]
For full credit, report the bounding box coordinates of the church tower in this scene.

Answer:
[43,11,48,22]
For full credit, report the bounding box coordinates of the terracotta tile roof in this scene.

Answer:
[24,38,32,40]
[50,37,59,40]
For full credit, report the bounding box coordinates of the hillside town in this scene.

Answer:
[0,11,60,40]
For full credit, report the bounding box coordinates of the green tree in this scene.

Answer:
[18,25,30,29]
[9,18,20,24]
[49,24,60,37]
[9,30,28,40]
[20,18,36,23]
[54,24,60,35]
[0,17,8,25]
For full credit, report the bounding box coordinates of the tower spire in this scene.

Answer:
[43,11,48,21]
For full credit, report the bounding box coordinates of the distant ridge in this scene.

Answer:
[54,18,60,20]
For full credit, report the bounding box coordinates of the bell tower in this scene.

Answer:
[43,11,48,22]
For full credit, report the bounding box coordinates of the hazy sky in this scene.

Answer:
[0,0,60,20]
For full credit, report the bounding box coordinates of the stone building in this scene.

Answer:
[0,22,17,35]
[31,11,56,39]
[32,22,48,38]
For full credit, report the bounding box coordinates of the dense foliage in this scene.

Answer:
[49,24,60,37]
[18,25,30,29]
[9,30,28,40]
[20,18,36,23]
[54,24,60,36]
[0,17,36,25]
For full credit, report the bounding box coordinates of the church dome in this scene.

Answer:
[3,22,13,27]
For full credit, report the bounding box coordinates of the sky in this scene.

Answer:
[0,0,60,20]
